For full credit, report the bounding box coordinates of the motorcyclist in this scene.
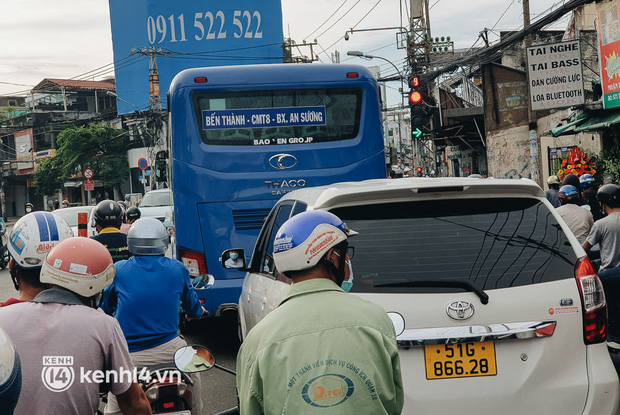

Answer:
[545,175,561,208]
[24,203,33,214]
[91,199,131,262]
[100,217,206,415]
[580,173,605,221]
[582,184,620,277]
[121,206,141,234]
[582,184,620,343]
[0,237,152,414]
[556,185,593,242]
[2,212,73,307]
[236,210,404,415]
[0,327,21,414]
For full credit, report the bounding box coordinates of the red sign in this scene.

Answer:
[83,168,94,179]
[138,158,148,170]
[597,1,620,108]
[84,180,94,191]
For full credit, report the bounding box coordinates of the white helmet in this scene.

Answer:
[273,210,357,274]
[40,237,115,297]
[127,217,169,256]
[8,212,74,269]
[0,327,20,412]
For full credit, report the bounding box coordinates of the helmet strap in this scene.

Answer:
[8,260,18,291]
[322,243,348,286]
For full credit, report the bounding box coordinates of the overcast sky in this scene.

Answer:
[0,0,572,102]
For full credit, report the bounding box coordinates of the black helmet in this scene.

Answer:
[597,184,620,208]
[562,173,581,190]
[93,199,123,228]
[126,206,141,221]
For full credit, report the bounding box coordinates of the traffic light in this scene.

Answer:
[408,76,428,136]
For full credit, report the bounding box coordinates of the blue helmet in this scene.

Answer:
[559,185,579,198]
[0,327,21,413]
[273,211,357,274]
[579,174,595,189]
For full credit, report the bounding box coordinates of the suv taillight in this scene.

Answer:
[575,256,607,344]
[178,247,207,277]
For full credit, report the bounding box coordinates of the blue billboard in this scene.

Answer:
[108,0,284,114]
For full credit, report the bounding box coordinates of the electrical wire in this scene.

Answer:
[351,0,384,30]
[304,0,351,40]
[314,0,362,40]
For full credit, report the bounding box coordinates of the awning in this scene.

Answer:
[574,109,620,132]
[550,112,590,137]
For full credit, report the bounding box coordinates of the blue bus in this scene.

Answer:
[167,63,387,318]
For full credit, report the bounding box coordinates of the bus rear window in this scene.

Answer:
[193,88,362,145]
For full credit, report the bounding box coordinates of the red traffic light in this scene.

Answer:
[416,167,422,172]
[409,90,423,104]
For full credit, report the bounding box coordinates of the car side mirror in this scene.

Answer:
[220,249,247,270]
[174,346,215,373]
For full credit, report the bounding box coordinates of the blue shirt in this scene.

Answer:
[101,255,204,352]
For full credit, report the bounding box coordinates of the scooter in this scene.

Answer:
[140,363,196,414]
[173,345,239,415]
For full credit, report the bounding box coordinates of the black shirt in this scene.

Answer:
[90,228,131,263]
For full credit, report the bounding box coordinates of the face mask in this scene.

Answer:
[25,207,32,213]
[341,260,354,292]
[230,253,238,260]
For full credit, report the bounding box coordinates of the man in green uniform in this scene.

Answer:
[236,210,403,415]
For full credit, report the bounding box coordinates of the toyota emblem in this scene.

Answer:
[268,154,297,170]
[446,300,475,320]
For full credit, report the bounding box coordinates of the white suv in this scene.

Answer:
[228,177,620,414]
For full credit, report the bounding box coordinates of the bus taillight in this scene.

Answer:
[346,72,359,78]
[194,77,208,83]
[178,247,207,277]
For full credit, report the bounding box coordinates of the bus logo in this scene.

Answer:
[269,154,297,170]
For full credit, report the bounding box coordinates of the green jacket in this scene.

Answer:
[236,278,404,415]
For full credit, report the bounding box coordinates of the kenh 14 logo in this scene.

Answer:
[41,356,75,392]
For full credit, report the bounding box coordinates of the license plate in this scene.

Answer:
[424,341,497,380]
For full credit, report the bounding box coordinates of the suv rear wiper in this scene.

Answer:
[375,279,489,305]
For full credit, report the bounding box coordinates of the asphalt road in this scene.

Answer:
[0,267,241,415]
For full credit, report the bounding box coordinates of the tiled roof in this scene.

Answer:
[33,78,116,91]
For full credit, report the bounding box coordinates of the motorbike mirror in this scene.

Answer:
[174,345,215,373]
[192,274,215,289]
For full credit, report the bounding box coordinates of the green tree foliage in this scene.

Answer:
[592,146,620,185]
[33,125,129,196]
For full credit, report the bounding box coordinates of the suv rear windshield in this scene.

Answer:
[331,197,578,293]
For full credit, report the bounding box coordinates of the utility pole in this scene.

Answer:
[132,46,170,110]
[282,39,318,63]
[523,0,541,185]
